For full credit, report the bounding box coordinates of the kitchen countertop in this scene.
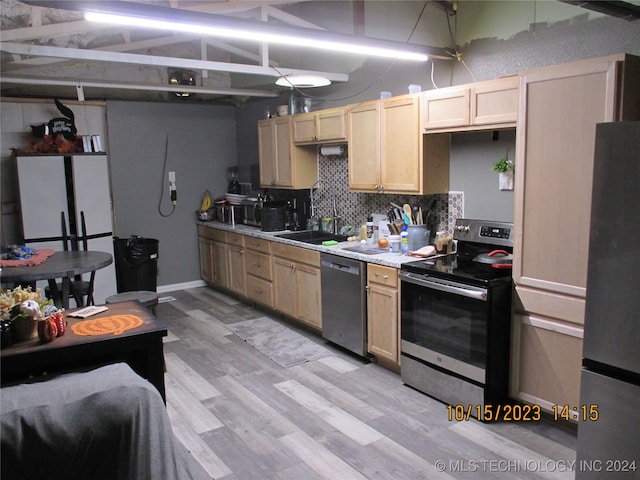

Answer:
[198,221,421,269]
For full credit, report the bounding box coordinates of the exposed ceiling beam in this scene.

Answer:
[1,75,279,98]
[0,42,350,82]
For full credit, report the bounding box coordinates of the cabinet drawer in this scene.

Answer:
[198,226,227,243]
[271,242,320,267]
[246,275,273,308]
[368,263,397,288]
[227,232,244,247]
[245,250,272,281]
[198,225,226,242]
[244,236,271,254]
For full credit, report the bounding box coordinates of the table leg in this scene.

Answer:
[47,279,62,309]
[60,278,70,310]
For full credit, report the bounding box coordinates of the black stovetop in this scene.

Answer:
[401,241,513,288]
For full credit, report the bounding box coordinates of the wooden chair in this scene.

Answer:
[45,212,96,307]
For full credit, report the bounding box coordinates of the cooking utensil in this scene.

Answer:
[403,204,413,225]
[473,249,513,269]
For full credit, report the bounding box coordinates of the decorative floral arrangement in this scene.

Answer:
[0,286,65,346]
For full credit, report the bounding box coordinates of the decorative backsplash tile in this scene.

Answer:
[316,147,464,239]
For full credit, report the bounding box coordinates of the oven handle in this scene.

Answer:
[399,271,487,301]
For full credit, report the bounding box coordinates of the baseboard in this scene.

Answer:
[157,280,206,293]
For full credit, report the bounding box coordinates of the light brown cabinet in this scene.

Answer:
[198,226,229,288]
[272,242,322,330]
[366,263,399,366]
[292,108,347,144]
[421,76,518,132]
[348,94,449,194]
[258,116,317,189]
[510,54,640,415]
[244,236,273,308]
[227,232,246,297]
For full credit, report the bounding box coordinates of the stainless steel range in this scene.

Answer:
[399,219,513,418]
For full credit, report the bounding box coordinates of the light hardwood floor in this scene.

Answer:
[159,287,577,480]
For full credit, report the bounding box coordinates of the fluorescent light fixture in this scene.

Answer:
[84,11,430,62]
[275,75,331,88]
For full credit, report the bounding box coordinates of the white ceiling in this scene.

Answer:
[0,0,454,104]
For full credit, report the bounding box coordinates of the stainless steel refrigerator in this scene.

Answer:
[576,121,640,479]
[16,154,117,304]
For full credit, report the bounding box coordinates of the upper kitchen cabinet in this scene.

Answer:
[510,53,639,415]
[348,94,450,194]
[421,76,519,132]
[292,108,347,145]
[258,116,318,189]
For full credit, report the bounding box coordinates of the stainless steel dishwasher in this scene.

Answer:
[320,253,367,357]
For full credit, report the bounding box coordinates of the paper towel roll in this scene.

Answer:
[320,145,344,156]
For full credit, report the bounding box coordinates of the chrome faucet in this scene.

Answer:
[309,179,327,228]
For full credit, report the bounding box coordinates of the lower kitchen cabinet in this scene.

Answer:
[510,313,583,420]
[244,237,273,308]
[272,243,322,330]
[366,263,399,366]
[227,233,246,297]
[198,225,228,288]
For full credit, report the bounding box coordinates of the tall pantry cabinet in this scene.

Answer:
[510,54,640,417]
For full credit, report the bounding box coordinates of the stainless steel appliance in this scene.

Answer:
[400,219,513,416]
[576,122,640,477]
[241,198,261,227]
[320,253,367,357]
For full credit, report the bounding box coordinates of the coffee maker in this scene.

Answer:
[226,166,241,194]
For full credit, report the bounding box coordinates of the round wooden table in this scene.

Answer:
[1,251,113,309]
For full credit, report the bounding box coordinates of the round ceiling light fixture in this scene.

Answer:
[275,75,331,88]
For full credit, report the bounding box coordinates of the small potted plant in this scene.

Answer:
[493,156,514,191]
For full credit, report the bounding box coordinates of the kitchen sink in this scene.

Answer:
[274,230,348,245]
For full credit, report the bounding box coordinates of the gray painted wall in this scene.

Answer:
[106,101,237,288]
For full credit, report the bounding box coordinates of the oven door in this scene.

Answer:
[399,271,489,384]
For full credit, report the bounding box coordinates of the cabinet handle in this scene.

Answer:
[375,273,389,279]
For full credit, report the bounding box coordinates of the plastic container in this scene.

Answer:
[401,226,410,254]
[113,236,159,292]
[388,235,401,254]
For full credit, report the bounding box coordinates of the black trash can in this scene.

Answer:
[113,236,159,292]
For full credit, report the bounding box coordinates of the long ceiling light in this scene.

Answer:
[84,11,430,62]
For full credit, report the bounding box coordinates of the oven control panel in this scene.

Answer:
[480,225,511,239]
[454,219,514,247]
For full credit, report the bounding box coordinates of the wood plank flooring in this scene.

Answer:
[159,287,577,480]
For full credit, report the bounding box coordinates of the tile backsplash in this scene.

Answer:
[314,146,463,240]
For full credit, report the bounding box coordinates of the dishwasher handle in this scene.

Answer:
[322,259,360,275]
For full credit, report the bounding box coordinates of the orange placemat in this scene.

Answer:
[0,248,55,267]
[71,315,143,336]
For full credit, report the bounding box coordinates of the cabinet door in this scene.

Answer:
[421,86,470,130]
[292,113,317,144]
[380,95,421,193]
[510,313,583,418]
[258,120,276,187]
[514,59,619,301]
[470,77,519,126]
[274,117,294,187]
[198,236,214,284]
[347,101,380,191]
[228,244,246,296]
[316,108,347,142]
[295,264,322,329]
[212,242,229,289]
[273,257,296,317]
[367,283,398,362]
